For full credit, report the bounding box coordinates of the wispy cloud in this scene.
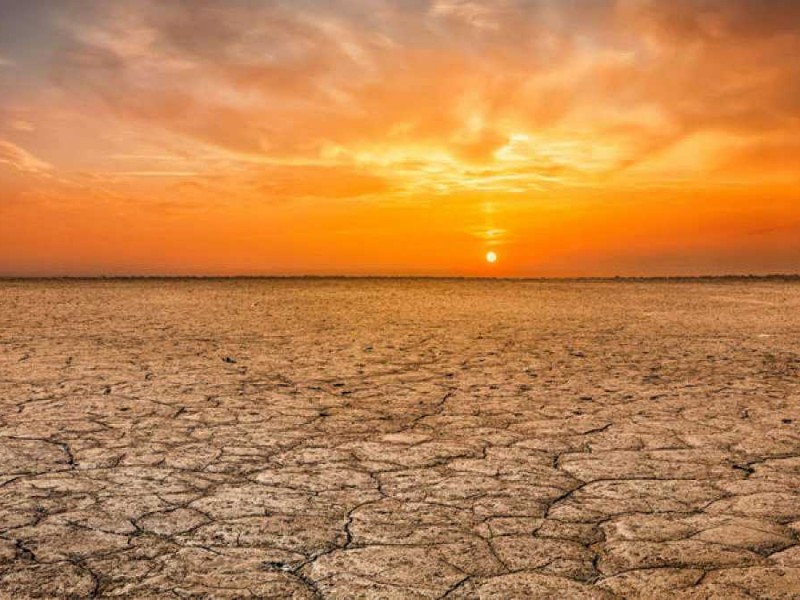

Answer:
[28,0,796,189]
[0,140,50,173]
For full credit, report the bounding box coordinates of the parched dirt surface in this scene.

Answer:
[1,279,799,599]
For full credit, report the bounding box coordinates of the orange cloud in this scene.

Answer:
[0,140,51,173]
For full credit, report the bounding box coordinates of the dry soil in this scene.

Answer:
[1,279,799,598]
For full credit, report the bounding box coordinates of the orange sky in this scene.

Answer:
[1,0,799,276]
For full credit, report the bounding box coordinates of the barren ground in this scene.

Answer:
[1,279,799,599]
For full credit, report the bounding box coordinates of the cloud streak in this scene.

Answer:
[0,140,51,173]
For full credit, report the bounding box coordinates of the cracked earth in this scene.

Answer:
[1,279,799,599]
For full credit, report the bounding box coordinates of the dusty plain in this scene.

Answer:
[1,279,799,599]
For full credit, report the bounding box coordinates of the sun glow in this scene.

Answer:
[486,251,497,264]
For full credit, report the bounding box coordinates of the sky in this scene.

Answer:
[1,0,799,277]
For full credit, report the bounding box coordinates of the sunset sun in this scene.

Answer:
[486,251,498,264]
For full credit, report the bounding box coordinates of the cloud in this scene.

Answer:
[0,140,51,173]
[4,0,800,197]
[429,1,507,31]
[619,0,800,42]
[254,165,392,200]
[35,1,796,185]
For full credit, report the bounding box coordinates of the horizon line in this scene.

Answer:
[2,273,800,282]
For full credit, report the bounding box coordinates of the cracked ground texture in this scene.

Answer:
[1,279,799,599]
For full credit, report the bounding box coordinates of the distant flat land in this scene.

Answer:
[1,279,799,598]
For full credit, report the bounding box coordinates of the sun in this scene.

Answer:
[486,251,497,264]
